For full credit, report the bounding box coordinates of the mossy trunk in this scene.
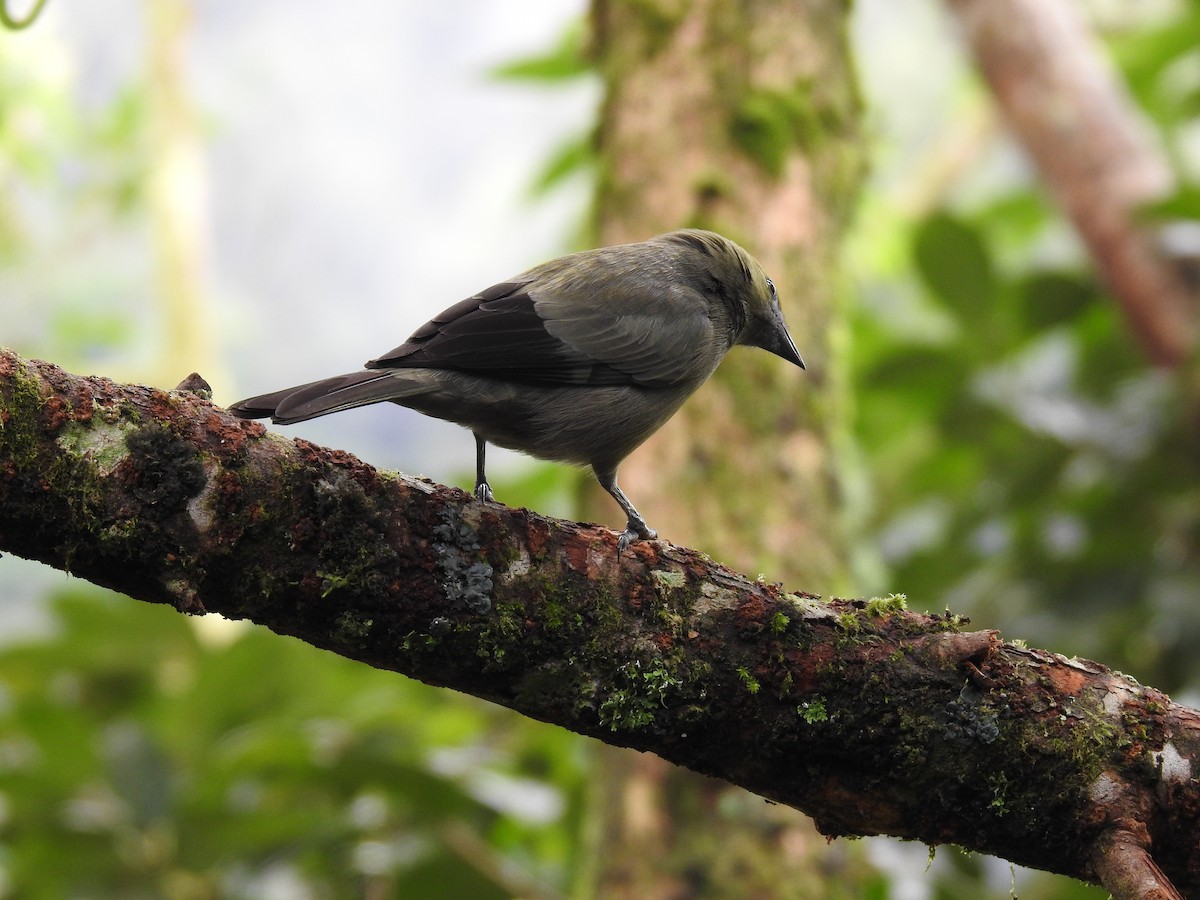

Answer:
[587,0,863,589]
[584,1,869,896]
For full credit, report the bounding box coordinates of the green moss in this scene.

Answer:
[798,697,828,724]
[599,690,656,731]
[2,366,114,554]
[473,601,526,671]
[302,473,399,607]
[0,359,50,470]
[401,630,442,654]
[1,362,213,580]
[470,566,710,735]
[653,569,686,590]
[318,572,352,598]
[986,771,1011,817]
[648,567,703,636]
[736,665,761,694]
[56,420,131,474]
[332,610,373,649]
[598,658,684,732]
[865,592,907,616]
[728,84,830,177]
[540,594,584,633]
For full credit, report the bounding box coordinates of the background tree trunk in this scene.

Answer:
[588,0,863,587]
[585,1,868,895]
[146,0,216,387]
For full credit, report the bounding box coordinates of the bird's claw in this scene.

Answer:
[616,523,657,553]
[474,482,495,502]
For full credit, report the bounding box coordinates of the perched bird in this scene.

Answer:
[229,229,805,548]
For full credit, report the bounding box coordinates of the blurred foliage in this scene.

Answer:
[489,20,597,202]
[0,29,151,370]
[0,589,588,898]
[852,192,1200,681]
[0,0,50,32]
[2,2,1200,899]
[490,20,591,84]
[850,0,1200,701]
[844,3,1200,896]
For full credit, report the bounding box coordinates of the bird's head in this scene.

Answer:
[662,229,805,370]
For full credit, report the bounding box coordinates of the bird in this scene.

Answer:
[229,229,805,549]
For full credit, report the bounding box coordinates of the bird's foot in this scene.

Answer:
[616,521,657,553]
[474,481,495,502]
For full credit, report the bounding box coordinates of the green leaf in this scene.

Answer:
[490,21,590,83]
[862,345,972,418]
[1018,271,1096,332]
[1137,184,1200,221]
[911,212,996,318]
[1111,12,1200,98]
[529,133,593,196]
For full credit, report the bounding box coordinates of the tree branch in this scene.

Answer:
[945,0,1197,368]
[0,0,50,31]
[1092,823,1186,900]
[2,347,1197,896]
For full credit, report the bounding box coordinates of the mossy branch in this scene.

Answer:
[1,347,1197,898]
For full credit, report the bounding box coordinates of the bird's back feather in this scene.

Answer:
[365,237,733,391]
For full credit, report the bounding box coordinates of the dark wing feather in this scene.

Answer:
[367,281,639,387]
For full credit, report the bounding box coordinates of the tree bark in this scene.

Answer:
[1,348,1197,899]
[588,0,864,587]
[585,2,868,894]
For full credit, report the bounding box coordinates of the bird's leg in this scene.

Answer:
[473,433,495,501]
[594,468,657,551]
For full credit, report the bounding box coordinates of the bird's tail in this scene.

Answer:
[229,371,418,425]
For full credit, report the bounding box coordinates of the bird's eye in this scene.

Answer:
[766,277,778,301]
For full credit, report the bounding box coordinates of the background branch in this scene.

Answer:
[0,0,50,31]
[945,0,1197,367]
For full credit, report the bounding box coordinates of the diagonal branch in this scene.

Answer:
[945,0,1197,368]
[1092,824,1186,900]
[1,347,1197,897]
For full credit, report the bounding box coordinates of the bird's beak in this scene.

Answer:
[754,307,805,370]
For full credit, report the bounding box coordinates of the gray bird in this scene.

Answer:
[229,229,805,548]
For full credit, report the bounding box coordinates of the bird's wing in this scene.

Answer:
[367,272,719,389]
[534,270,720,387]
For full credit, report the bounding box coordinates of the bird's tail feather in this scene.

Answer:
[230,371,416,425]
